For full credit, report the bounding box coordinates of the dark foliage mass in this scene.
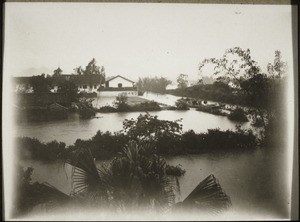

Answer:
[16,114,257,163]
[13,165,71,217]
[175,98,190,110]
[16,137,67,161]
[14,142,231,216]
[196,105,226,116]
[168,81,244,106]
[99,93,162,113]
[228,108,248,122]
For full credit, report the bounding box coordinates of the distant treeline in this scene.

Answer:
[167,82,246,106]
[136,77,172,94]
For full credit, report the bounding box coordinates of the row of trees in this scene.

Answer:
[136,74,189,94]
[136,76,172,94]
[30,58,105,94]
[16,113,257,162]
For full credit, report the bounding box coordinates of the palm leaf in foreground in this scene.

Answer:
[65,147,104,196]
[175,174,231,213]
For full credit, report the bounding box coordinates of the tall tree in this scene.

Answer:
[199,47,260,87]
[57,80,78,104]
[267,50,287,79]
[177,74,188,89]
[81,58,106,84]
[84,58,104,76]
[74,66,84,75]
[137,76,171,94]
[30,74,52,93]
[53,67,63,77]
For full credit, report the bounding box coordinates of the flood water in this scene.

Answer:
[19,147,289,220]
[14,109,252,146]
[15,93,290,219]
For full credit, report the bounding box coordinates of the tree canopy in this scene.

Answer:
[177,74,188,89]
[137,76,172,94]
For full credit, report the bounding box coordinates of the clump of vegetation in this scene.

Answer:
[16,114,258,162]
[98,105,117,113]
[166,164,186,176]
[13,165,71,217]
[196,105,226,116]
[15,137,67,162]
[175,98,190,110]
[228,108,248,122]
[99,101,161,113]
[78,92,97,98]
[78,98,96,118]
[131,101,161,112]
[166,106,177,110]
[168,81,243,106]
[113,93,132,112]
[14,141,231,216]
[137,76,172,94]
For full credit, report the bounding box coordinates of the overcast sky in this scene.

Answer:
[4,3,294,82]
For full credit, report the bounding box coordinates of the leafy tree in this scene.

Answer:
[228,108,248,122]
[199,47,287,144]
[113,93,131,112]
[137,76,171,94]
[74,66,84,75]
[84,58,105,76]
[74,58,105,84]
[57,80,79,103]
[177,74,188,89]
[175,98,190,110]
[30,74,52,93]
[199,47,260,87]
[123,113,182,152]
[267,50,287,79]
[53,67,63,77]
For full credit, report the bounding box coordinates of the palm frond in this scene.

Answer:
[66,147,103,196]
[27,182,71,210]
[179,174,231,213]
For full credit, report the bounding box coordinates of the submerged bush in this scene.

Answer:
[196,105,226,116]
[98,105,117,113]
[228,108,248,122]
[131,101,161,111]
[175,98,190,110]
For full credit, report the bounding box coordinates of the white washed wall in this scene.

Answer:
[99,91,137,97]
[108,77,134,88]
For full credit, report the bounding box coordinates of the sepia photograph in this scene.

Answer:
[2,2,298,221]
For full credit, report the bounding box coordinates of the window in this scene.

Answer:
[94,85,97,89]
[118,83,122,88]
[83,85,87,89]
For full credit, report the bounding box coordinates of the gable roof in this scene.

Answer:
[105,75,135,83]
